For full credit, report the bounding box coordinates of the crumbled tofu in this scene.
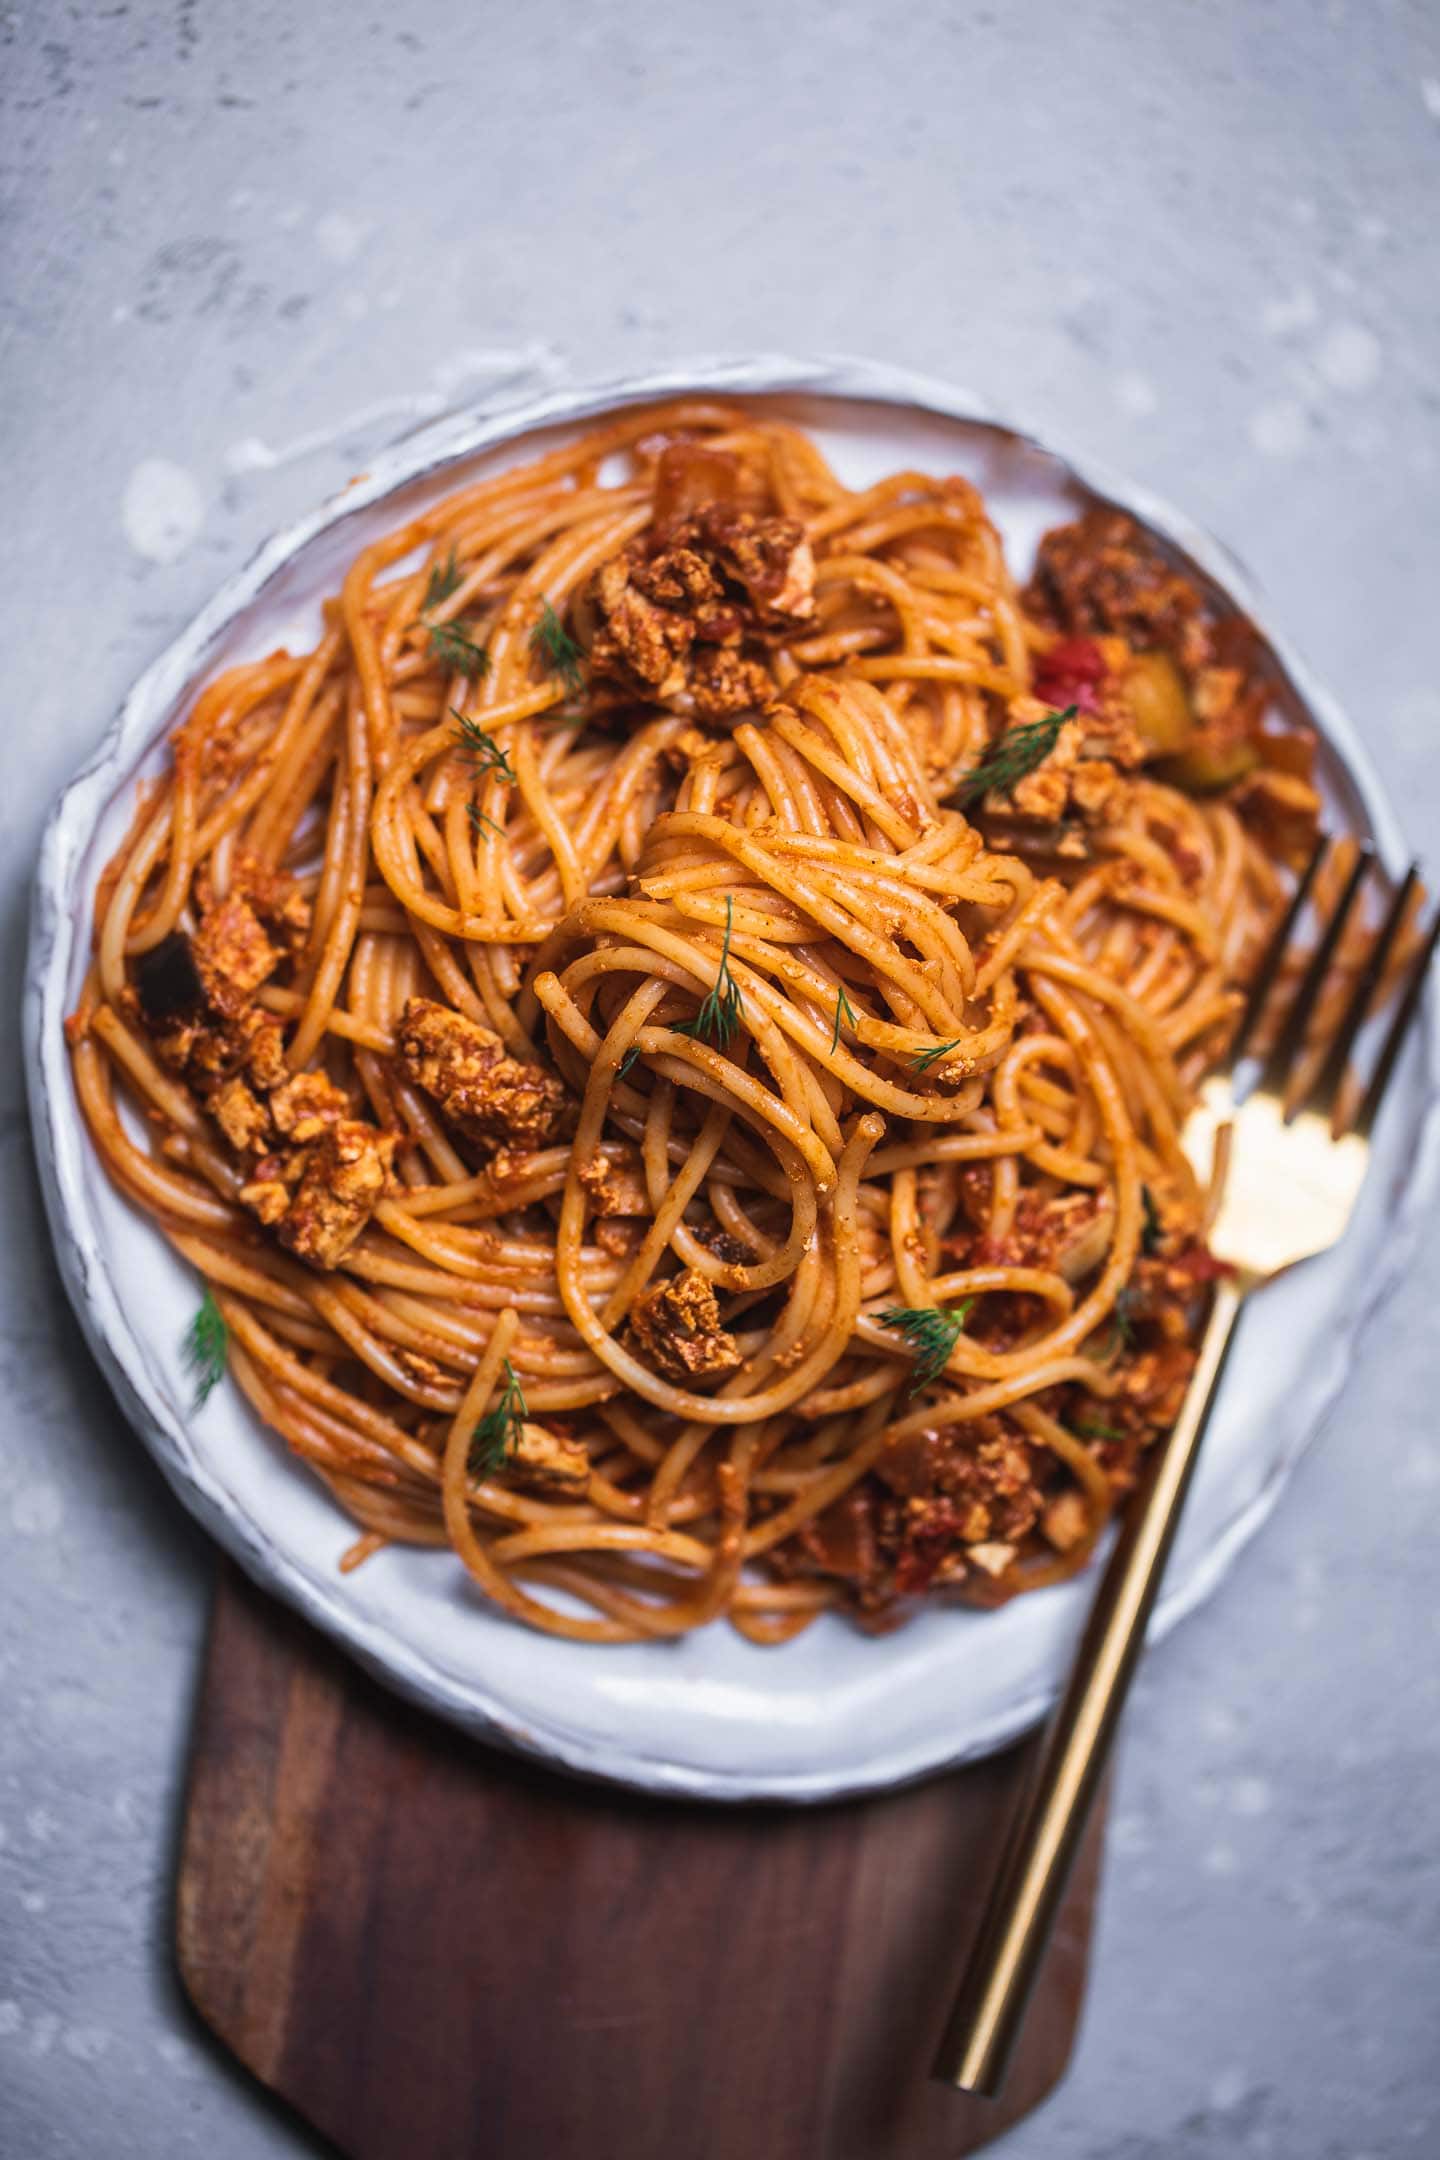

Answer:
[127,865,392,1274]
[506,1421,591,1498]
[966,1540,1017,1578]
[1008,715,1085,822]
[987,698,1144,831]
[142,999,272,1092]
[692,506,816,627]
[210,1076,272,1155]
[397,997,570,1152]
[238,1165,294,1227]
[594,1219,645,1258]
[1042,1489,1091,1552]
[689,645,776,720]
[246,1020,289,1092]
[270,1069,350,1142]
[395,1349,445,1389]
[274,1120,396,1268]
[627,1268,742,1383]
[191,893,280,1017]
[592,547,709,700]
[588,504,814,726]
[229,853,312,951]
[577,1144,650,1218]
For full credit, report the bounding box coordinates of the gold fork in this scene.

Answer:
[935,838,1440,2096]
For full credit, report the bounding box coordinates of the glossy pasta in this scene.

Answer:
[68,402,1318,1643]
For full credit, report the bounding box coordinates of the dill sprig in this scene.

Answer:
[529,597,585,697]
[617,1044,643,1080]
[1074,1416,1125,1442]
[182,1289,228,1409]
[422,546,489,679]
[912,1038,962,1074]
[1140,1184,1162,1255]
[429,619,491,681]
[830,982,858,1054]
[467,802,506,842]
[468,1359,527,1479]
[422,548,464,613]
[451,708,516,783]
[958,704,1076,805]
[877,1297,976,1391]
[673,895,744,1051]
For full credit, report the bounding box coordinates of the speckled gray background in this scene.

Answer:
[3,2,1439,2155]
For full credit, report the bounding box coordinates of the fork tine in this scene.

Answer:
[1225,832,1329,1071]
[1305,863,1420,1124]
[1256,844,1373,1101]
[1352,900,1440,1140]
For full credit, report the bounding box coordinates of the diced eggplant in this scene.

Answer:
[132,932,205,1024]
[1124,650,1193,757]
[1159,730,1260,792]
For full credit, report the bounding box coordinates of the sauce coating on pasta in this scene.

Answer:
[69,403,1330,1642]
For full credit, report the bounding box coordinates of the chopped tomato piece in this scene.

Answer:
[1033,636,1107,713]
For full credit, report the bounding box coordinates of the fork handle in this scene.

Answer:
[933,1270,1250,2095]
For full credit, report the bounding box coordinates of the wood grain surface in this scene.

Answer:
[176,1562,1109,2160]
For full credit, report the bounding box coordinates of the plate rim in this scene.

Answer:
[25,351,1440,1802]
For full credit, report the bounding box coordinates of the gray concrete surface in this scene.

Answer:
[3,2,1439,2154]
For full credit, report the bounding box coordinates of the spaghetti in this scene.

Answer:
[68,402,1329,1644]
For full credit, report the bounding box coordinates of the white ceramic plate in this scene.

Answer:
[26,357,1440,1802]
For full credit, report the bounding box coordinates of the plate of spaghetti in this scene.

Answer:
[28,358,1439,1799]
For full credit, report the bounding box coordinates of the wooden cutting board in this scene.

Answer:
[176,1561,1108,2160]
